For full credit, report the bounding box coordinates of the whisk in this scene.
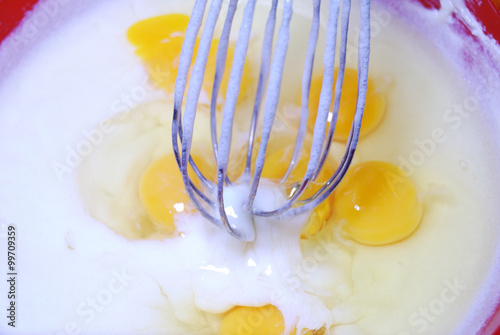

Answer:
[172,0,371,241]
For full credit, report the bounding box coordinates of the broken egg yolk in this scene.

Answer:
[139,153,203,233]
[127,14,253,104]
[220,305,324,335]
[306,68,386,142]
[333,161,423,245]
[260,138,337,239]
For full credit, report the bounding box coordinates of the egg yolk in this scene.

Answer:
[188,143,246,183]
[127,14,253,104]
[220,305,324,335]
[259,137,337,239]
[306,68,386,142]
[139,153,203,233]
[333,161,423,245]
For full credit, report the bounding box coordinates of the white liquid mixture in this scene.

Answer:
[0,0,500,334]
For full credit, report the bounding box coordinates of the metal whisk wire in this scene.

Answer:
[172,0,371,241]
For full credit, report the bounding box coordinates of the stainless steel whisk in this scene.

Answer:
[172,0,371,241]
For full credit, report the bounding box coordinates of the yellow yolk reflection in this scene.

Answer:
[307,68,386,141]
[220,305,325,335]
[334,161,423,245]
[260,138,337,239]
[127,14,253,104]
[139,153,200,233]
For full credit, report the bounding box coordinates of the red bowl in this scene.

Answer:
[1,0,499,334]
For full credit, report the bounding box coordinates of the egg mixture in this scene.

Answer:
[0,0,500,334]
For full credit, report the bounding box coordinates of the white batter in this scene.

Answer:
[0,0,500,334]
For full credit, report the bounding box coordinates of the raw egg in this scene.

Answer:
[306,68,386,141]
[139,153,197,233]
[259,135,337,239]
[127,14,253,105]
[333,161,423,245]
[220,305,324,335]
